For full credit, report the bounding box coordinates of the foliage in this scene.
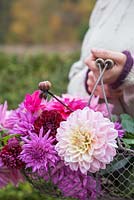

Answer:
[1,0,96,44]
[0,183,68,200]
[0,52,79,109]
[120,114,134,148]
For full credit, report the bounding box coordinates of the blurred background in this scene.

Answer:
[0,0,95,199]
[0,0,95,52]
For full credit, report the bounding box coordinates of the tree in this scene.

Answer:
[0,0,13,43]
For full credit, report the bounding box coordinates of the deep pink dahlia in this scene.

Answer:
[0,137,24,169]
[47,94,88,119]
[24,90,46,113]
[20,128,59,173]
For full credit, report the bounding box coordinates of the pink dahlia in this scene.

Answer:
[20,128,59,173]
[47,94,88,120]
[24,90,46,113]
[56,107,118,174]
[6,106,36,136]
[89,95,113,117]
[0,101,12,130]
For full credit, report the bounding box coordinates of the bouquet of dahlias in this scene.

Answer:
[0,81,127,200]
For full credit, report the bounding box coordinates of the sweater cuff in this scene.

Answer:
[110,51,134,89]
[85,69,91,95]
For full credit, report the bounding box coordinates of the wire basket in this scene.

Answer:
[23,59,134,200]
[23,148,134,200]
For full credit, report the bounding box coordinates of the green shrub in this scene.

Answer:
[0,52,79,109]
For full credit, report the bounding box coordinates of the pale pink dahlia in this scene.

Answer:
[56,107,118,174]
[0,101,12,130]
[89,95,113,117]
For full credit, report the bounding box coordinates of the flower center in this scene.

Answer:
[71,129,92,153]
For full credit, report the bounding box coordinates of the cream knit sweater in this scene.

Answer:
[68,0,134,116]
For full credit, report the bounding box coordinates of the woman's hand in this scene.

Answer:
[85,48,127,85]
[86,70,123,99]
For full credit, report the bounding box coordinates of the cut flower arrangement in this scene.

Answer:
[0,81,131,200]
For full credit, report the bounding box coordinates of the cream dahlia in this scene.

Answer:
[55,107,118,174]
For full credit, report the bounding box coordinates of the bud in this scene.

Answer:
[38,81,52,91]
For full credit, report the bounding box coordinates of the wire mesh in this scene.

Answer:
[23,147,134,200]
[96,149,134,200]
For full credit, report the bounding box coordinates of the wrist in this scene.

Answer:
[85,69,91,95]
[110,50,133,89]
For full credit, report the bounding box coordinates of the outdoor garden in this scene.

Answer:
[0,1,134,200]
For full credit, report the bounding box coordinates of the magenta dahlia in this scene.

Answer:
[114,122,125,138]
[24,90,46,113]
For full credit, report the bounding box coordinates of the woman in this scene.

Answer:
[68,0,134,116]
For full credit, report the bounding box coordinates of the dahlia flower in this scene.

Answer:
[6,106,36,136]
[56,107,118,174]
[114,122,125,138]
[47,94,113,120]
[0,158,24,188]
[24,90,45,113]
[0,101,12,130]
[0,138,24,169]
[34,110,63,138]
[47,94,88,119]
[20,128,58,173]
[42,160,98,200]
[89,95,113,117]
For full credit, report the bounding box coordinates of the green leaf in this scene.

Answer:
[120,114,133,121]
[101,157,130,175]
[120,114,134,134]
[123,138,134,145]
[111,114,118,122]
[0,134,20,145]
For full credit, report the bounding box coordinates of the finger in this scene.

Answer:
[85,54,99,72]
[91,48,125,63]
